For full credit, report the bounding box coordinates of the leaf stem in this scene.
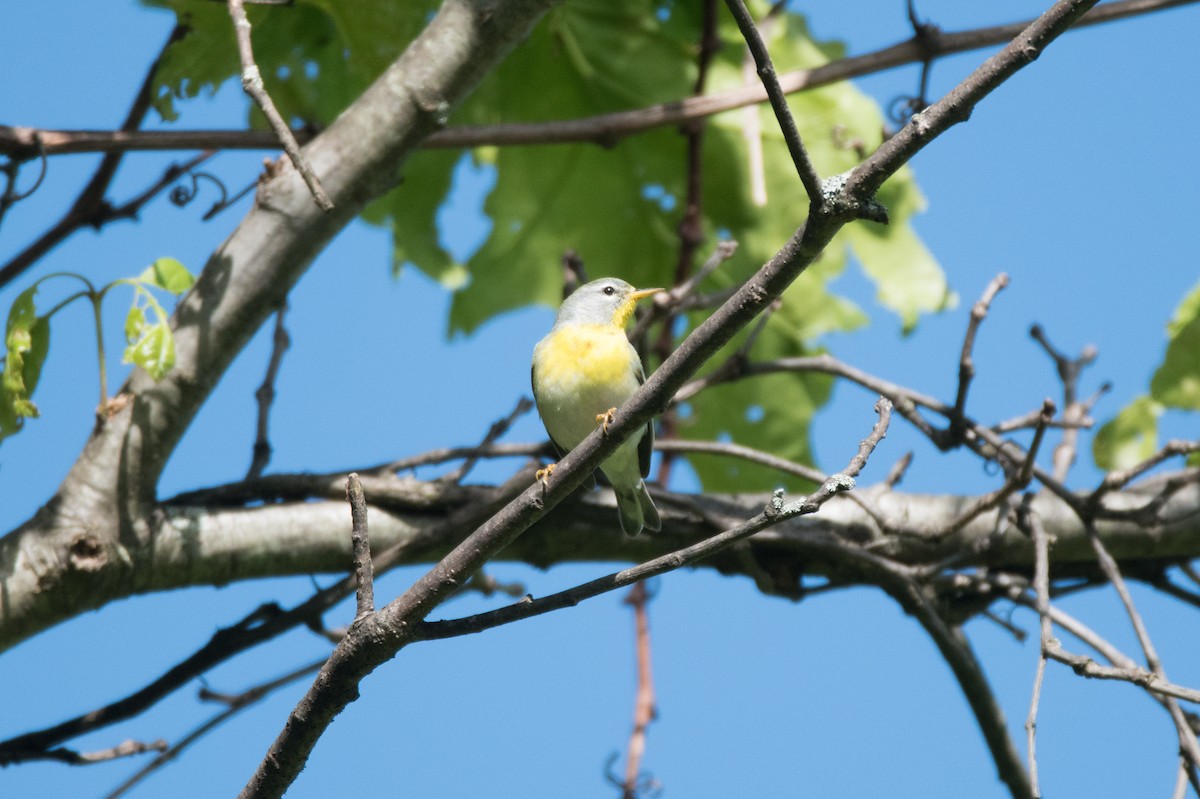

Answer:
[90,292,107,409]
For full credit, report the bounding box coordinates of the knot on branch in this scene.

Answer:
[67,532,107,572]
[819,171,889,224]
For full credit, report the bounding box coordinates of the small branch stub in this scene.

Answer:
[346,473,374,621]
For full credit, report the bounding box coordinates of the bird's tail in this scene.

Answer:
[615,481,661,537]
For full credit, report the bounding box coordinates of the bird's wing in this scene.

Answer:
[633,353,654,479]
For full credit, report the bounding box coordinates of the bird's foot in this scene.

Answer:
[535,463,556,485]
[596,407,617,434]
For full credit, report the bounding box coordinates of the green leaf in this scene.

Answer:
[21,317,50,409]
[363,150,463,287]
[123,292,176,380]
[141,0,945,487]
[144,0,241,121]
[449,131,682,334]
[125,304,147,344]
[427,0,938,489]
[1,285,49,442]
[124,318,176,381]
[139,257,195,295]
[1093,395,1161,471]
[1150,281,1200,410]
[842,198,956,333]
[679,319,834,492]
[1095,282,1200,471]
[145,0,437,125]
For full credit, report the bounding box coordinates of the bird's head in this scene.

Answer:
[556,278,663,328]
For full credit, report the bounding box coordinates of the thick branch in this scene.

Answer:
[3,470,1199,764]
[0,0,562,651]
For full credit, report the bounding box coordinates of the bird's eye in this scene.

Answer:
[603,286,616,296]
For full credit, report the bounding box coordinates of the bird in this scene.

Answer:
[531,277,663,535]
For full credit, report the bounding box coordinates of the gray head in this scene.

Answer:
[555,278,663,328]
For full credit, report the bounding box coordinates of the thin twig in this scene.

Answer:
[104,658,326,799]
[883,451,914,489]
[372,442,548,476]
[1042,644,1200,705]
[733,298,780,362]
[6,0,1193,162]
[722,0,824,207]
[0,142,47,227]
[887,0,938,121]
[419,400,891,641]
[0,469,537,767]
[949,273,1009,442]
[652,0,721,487]
[346,474,374,621]
[1003,579,1200,791]
[1173,760,1190,799]
[1029,323,1098,482]
[991,407,1091,435]
[628,240,737,343]
[885,570,1031,797]
[241,3,1104,788]
[1093,439,1200,498]
[655,438,823,483]
[444,397,535,484]
[939,395,1053,535]
[982,609,1027,643]
[247,302,290,480]
[0,151,213,292]
[1024,508,1054,798]
[25,739,167,767]
[1079,516,1200,772]
[226,0,332,211]
[0,24,191,290]
[672,349,1091,516]
[656,435,893,537]
[620,583,658,799]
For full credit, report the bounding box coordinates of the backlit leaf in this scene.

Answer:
[1,285,49,442]
[1150,281,1200,410]
[1093,395,1160,471]
[139,257,195,295]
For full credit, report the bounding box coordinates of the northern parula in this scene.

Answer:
[531,278,663,535]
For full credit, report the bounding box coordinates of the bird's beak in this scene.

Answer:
[630,287,664,302]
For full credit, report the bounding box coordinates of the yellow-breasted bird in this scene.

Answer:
[531,278,663,535]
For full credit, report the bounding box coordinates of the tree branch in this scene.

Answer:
[0,23,189,289]
[3,0,1191,159]
[0,467,536,765]
[4,465,1199,765]
[723,0,824,207]
[949,273,1009,443]
[245,302,290,478]
[346,474,374,621]
[237,4,1106,783]
[0,0,563,652]
[843,0,1102,203]
[618,583,658,799]
[104,658,326,799]
[226,0,332,210]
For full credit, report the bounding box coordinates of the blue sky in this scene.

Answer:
[2,1,1199,797]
